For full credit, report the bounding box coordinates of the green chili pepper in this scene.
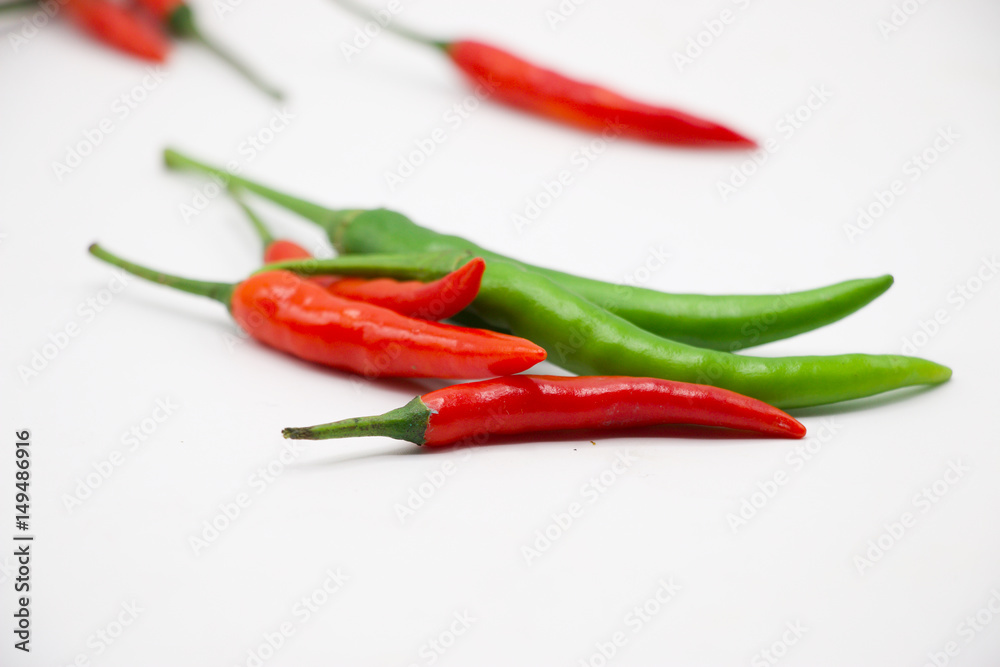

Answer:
[268,251,952,409]
[163,148,894,351]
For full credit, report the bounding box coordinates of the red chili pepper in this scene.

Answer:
[234,191,485,320]
[132,0,282,98]
[88,244,546,378]
[282,375,806,444]
[64,0,169,62]
[447,41,755,148]
[332,0,755,149]
[326,262,485,320]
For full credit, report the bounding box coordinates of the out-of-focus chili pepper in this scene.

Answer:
[64,0,168,62]
[87,244,546,378]
[331,0,754,149]
[269,251,953,410]
[282,375,807,445]
[164,149,895,352]
[231,190,485,320]
[133,0,281,98]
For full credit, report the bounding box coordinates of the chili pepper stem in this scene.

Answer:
[283,397,429,444]
[88,243,235,305]
[163,148,355,231]
[229,187,276,246]
[0,0,37,13]
[330,0,448,52]
[167,5,283,100]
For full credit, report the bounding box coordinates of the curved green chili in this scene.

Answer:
[163,148,893,351]
[272,252,951,410]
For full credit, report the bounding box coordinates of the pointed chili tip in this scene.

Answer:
[784,417,807,439]
[930,362,953,383]
[730,134,758,149]
[703,126,757,149]
[163,148,182,168]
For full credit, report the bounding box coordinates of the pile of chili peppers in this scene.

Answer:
[68,2,951,447]
[84,147,952,447]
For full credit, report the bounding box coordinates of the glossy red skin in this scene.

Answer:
[446,40,755,149]
[133,0,184,21]
[230,271,546,378]
[262,240,483,320]
[65,0,169,62]
[421,375,805,445]
[330,258,484,320]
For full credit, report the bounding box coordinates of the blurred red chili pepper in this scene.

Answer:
[332,0,755,149]
[445,40,755,148]
[64,0,168,62]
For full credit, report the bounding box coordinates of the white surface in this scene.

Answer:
[2,0,999,665]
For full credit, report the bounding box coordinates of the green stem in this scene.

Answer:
[168,6,283,100]
[163,148,351,233]
[88,243,234,306]
[0,0,36,13]
[229,187,275,247]
[330,0,450,51]
[282,397,430,444]
[261,251,468,281]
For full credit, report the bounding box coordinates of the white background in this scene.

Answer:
[3,0,999,665]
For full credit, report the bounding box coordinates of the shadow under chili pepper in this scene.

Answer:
[788,384,944,418]
[112,290,225,331]
[293,423,789,471]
